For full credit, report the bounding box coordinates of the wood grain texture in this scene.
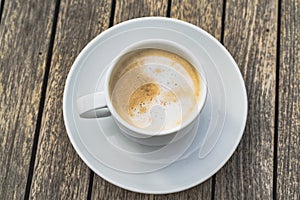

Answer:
[28,0,111,199]
[0,1,55,199]
[277,0,300,199]
[171,0,223,40]
[215,0,277,199]
[114,0,168,24]
[170,0,224,198]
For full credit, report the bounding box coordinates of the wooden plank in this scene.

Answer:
[91,0,177,199]
[277,0,300,199]
[114,0,168,24]
[28,0,111,199]
[170,0,224,198]
[214,0,277,199]
[0,1,56,199]
[171,0,223,40]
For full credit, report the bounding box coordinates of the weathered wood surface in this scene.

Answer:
[0,0,299,199]
[215,0,278,199]
[277,0,300,199]
[28,0,111,199]
[0,1,56,199]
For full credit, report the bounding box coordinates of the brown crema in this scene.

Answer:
[109,48,200,98]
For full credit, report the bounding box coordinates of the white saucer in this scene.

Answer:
[63,17,247,194]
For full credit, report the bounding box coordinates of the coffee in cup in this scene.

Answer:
[109,48,201,134]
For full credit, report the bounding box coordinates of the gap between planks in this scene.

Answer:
[0,0,5,23]
[210,0,227,199]
[166,0,172,17]
[273,0,282,199]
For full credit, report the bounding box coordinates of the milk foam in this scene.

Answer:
[110,49,201,134]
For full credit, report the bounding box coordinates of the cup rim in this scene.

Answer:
[104,39,207,136]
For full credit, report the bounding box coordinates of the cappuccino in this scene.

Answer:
[109,48,201,133]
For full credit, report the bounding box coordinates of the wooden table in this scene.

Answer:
[0,0,299,199]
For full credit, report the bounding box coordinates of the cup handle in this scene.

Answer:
[77,92,111,118]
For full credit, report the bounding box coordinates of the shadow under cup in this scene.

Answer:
[106,40,207,146]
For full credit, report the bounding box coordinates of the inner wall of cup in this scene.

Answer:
[108,40,204,134]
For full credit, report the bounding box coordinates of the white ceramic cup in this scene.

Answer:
[77,39,207,146]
